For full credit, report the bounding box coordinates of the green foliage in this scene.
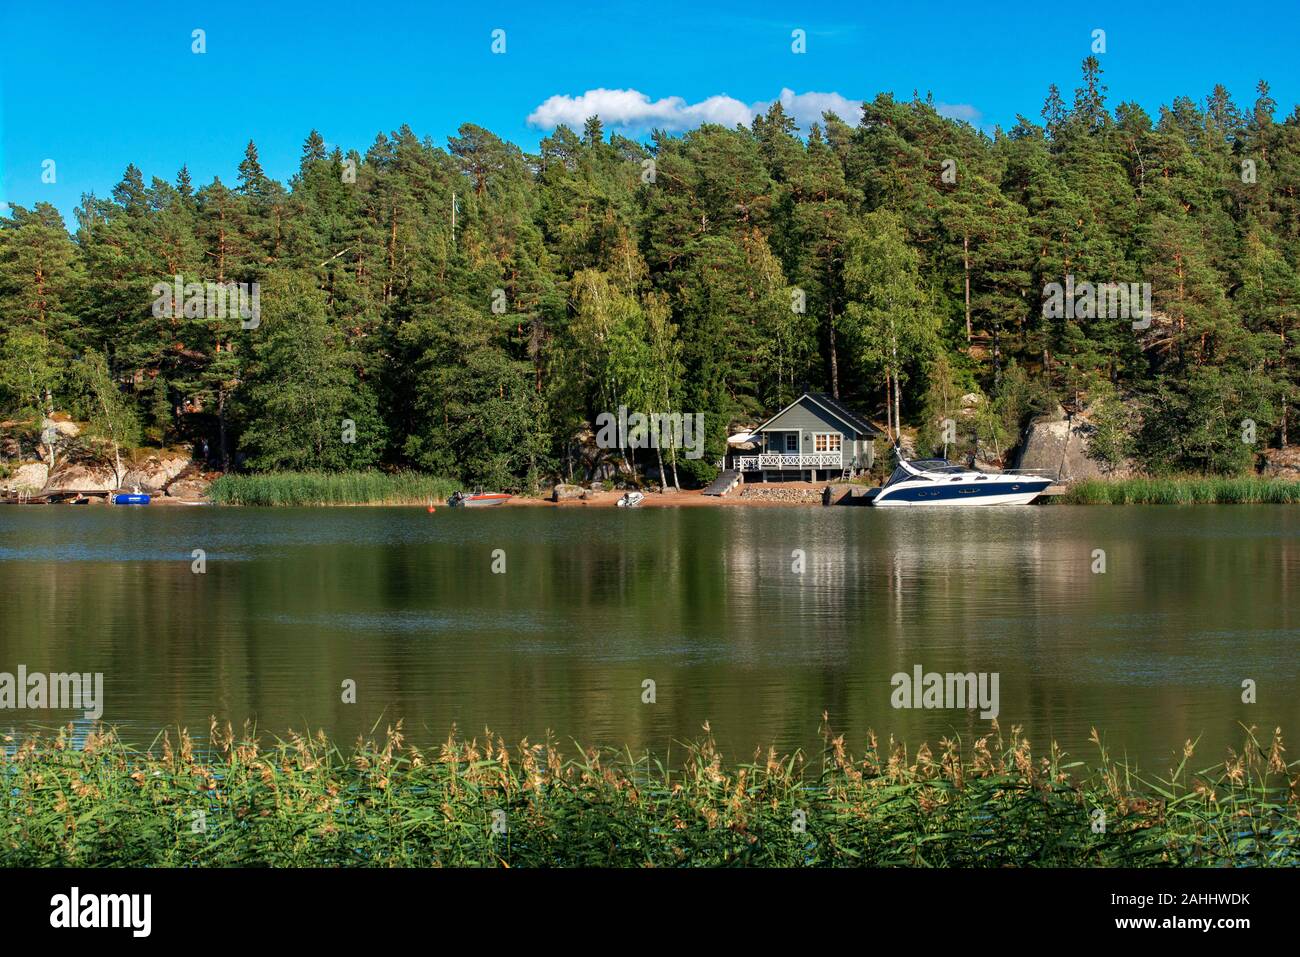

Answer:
[1136,367,1266,475]
[206,471,457,505]
[71,348,141,476]
[1,64,1298,482]
[238,270,385,471]
[975,362,1058,464]
[398,305,548,491]
[1062,475,1300,504]
[0,326,62,419]
[4,721,1297,867]
[1087,381,1136,471]
[917,352,973,456]
[843,210,942,437]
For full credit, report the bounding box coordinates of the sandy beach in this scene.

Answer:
[511,482,839,508]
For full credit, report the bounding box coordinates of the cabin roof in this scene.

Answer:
[752,392,882,437]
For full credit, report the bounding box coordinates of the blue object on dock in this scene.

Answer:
[113,493,151,505]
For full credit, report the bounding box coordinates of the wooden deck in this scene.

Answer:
[0,489,109,505]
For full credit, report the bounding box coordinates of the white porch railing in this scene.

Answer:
[736,453,842,471]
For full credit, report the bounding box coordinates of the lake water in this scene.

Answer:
[1,504,1297,770]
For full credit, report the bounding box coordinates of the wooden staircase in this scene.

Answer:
[703,469,742,496]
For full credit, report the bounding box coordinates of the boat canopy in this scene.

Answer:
[886,457,975,486]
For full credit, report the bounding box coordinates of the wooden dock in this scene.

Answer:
[0,489,109,505]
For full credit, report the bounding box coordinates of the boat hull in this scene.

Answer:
[871,479,1050,507]
[449,493,510,507]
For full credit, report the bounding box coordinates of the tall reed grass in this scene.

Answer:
[1062,476,1300,505]
[2,718,1295,867]
[206,471,459,506]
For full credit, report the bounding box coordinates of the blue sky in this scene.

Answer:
[2,0,1296,227]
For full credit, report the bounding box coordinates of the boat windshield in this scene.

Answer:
[910,459,964,473]
[885,465,928,487]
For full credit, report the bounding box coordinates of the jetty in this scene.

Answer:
[0,489,109,505]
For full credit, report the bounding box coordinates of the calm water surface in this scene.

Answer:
[1,505,1297,769]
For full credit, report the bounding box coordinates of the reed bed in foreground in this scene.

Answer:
[2,718,1296,867]
[1061,476,1300,505]
[206,471,459,506]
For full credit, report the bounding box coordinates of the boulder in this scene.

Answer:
[1014,409,1129,481]
[1015,417,1081,480]
[552,483,587,502]
[121,454,191,493]
[43,462,118,493]
[1261,447,1300,478]
[7,462,49,490]
[957,393,982,418]
[165,477,211,501]
[740,486,824,504]
[41,416,80,438]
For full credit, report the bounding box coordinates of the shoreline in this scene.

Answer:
[12,475,1300,508]
[514,484,835,508]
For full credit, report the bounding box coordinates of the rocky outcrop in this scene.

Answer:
[739,486,824,504]
[42,462,118,493]
[1261,447,1300,478]
[120,453,190,493]
[41,416,80,439]
[1015,406,1131,481]
[552,483,587,502]
[165,476,211,501]
[6,463,49,490]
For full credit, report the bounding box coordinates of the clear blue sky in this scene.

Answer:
[2,0,1296,227]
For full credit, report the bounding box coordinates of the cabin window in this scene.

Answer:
[784,433,798,452]
[813,433,842,453]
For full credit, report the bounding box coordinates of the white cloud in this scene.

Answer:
[936,102,982,124]
[759,89,863,129]
[527,87,864,134]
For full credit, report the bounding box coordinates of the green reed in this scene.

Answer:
[1062,476,1300,505]
[1,718,1295,867]
[206,471,459,506]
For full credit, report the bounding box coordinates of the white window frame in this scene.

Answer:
[813,432,842,453]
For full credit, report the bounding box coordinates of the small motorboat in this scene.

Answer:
[112,493,151,506]
[448,490,511,508]
[870,453,1052,507]
[616,491,645,508]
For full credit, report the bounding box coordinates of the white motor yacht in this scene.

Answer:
[871,455,1053,507]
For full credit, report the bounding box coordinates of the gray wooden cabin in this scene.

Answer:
[734,392,882,481]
